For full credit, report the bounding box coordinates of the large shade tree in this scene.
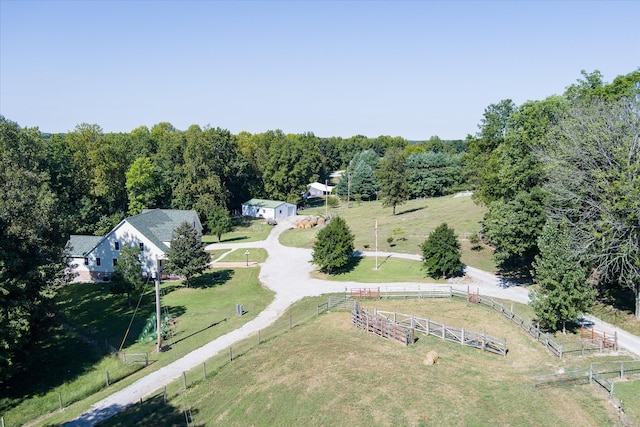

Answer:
[376,148,409,215]
[538,96,640,319]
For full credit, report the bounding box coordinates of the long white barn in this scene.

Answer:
[67,209,202,282]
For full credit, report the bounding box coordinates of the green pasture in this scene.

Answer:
[284,195,497,273]
[101,297,624,426]
[2,269,273,427]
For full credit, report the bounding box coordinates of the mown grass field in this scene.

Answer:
[283,195,498,273]
[101,297,632,426]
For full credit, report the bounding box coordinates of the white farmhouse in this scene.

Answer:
[241,198,297,220]
[67,209,202,282]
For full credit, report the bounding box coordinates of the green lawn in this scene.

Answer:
[219,248,268,263]
[311,256,447,284]
[3,269,273,427]
[202,218,274,244]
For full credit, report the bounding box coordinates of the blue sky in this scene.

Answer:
[1,1,638,140]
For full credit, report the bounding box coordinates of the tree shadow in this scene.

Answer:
[220,235,250,243]
[169,317,227,346]
[331,256,363,275]
[190,270,234,289]
[597,284,635,313]
[397,206,426,215]
[96,391,204,427]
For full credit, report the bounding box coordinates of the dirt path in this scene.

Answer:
[64,216,640,426]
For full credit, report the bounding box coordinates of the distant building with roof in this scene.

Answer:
[241,198,297,220]
[306,182,334,197]
[67,209,202,282]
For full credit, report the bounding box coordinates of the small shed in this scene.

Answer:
[242,199,297,220]
[307,182,334,197]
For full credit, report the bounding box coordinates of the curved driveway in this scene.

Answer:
[64,216,639,426]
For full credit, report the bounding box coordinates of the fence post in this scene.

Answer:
[289,315,292,330]
[182,372,187,390]
[426,318,430,335]
[258,330,261,345]
[163,386,167,403]
[145,353,149,366]
[589,365,593,383]
[229,347,233,361]
[106,370,110,387]
[442,323,446,340]
[621,362,624,379]
[461,328,464,346]
[59,392,63,410]
[203,362,207,380]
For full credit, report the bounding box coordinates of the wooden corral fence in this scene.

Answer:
[352,302,414,346]
[347,285,618,359]
[580,326,618,351]
[350,287,380,298]
[372,309,507,356]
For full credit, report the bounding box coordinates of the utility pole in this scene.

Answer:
[325,179,328,217]
[155,257,162,353]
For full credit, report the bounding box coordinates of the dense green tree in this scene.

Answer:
[406,151,463,198]
[126,157,161,215]
[482,188,547,273]
[150,122,186,208]
[463,99,516,205]
[261,132,323,203]
[538,96,640,318]
[336,159,379,201]
[0,117,71,381]
[110,245,144,307]
[164,221,210,287]
[376,148,409,215]
[530,220,595,333]
[419,223,463,279]
[311,216,355,274]
[207,204,233,242]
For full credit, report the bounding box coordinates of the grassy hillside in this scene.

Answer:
[100,297,627,426]
[283,195,497,273]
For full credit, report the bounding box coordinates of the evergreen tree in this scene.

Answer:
[312,216,355,274]
[164,221,210,287]
[530,220,596,333]
[420,223,463,279]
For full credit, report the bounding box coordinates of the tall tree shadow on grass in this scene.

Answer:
[397,206,426,215]
[190,269,234,289]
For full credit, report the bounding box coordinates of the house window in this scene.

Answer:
[113,258,118,266]
[139,242,144,250]
[96,258,101,266]
[114,241,120,250]
[84,257,89,265]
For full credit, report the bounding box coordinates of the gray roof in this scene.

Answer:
[128,209,200,252]
[243,198,291,209]
[67,235,102,257]
[67,209,201,256]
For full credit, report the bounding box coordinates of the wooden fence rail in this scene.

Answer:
[372,309,507,356]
